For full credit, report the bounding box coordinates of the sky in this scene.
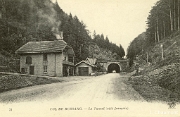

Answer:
[52,0,158,55]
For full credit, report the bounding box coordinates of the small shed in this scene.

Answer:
[75,58,97,76]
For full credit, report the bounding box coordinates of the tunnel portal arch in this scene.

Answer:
[107,63,121,73]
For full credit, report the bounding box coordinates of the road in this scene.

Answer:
[0,73,144,104]
[4,73,173,117]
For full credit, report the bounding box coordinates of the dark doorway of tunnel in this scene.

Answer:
[107,63,120,73]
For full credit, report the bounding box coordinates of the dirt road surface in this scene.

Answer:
[0,73,144,103]
[1,73,179,117]
[0,73,144,104]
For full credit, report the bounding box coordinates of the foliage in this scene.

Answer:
[0,0,125,64]
[92,33,125,60]
[127,32,146,66]
[126,0,180,102]
[127,0,180,66]
[146,0,180,44]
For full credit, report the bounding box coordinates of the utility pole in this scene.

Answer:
[161,44,164,60]
[146,52,149,63]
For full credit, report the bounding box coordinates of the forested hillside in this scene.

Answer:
[127,32,146,66]
[127,0,180,65]
[127,0,180,102]
[0,0,125,70]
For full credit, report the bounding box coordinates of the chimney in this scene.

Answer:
[59,31,63,40]
[55,31,63,40]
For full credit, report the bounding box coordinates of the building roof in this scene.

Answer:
[75,59,97,67]
[76,58,97,67]
[64,45,75,56]
[63,60,74,66]
[16,40,74,54]
[86,58,97,65]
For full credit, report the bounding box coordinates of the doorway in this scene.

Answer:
[29,66,34,75]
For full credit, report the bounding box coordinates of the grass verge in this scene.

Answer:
[127,73,180,104]
[0,73,63,93]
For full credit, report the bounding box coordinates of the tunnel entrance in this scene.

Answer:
[107,63,120,73]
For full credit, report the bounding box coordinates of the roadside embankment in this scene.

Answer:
[0,73,63,93]
[0,72,99,93]
[127,33,180,103]
[127,63,180,103]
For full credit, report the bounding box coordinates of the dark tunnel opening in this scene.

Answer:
[107,63,120,73]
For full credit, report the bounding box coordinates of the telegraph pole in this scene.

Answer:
[146,52,148,63]
[161,44,164,60]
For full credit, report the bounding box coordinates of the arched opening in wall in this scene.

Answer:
[107,63,120,73]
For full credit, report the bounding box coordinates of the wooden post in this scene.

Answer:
[147,52,149,63]
[161,44,164,60]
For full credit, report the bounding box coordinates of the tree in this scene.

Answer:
[127,32,146,66]
[119,44,125,58]
[0,0,125,64]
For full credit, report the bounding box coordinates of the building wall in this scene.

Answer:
[20,54,43,75]
[47,53,55,76]
[76,63,93,75]
[63,51,69,61]
[55,53,64,77]
[20,53,64,77]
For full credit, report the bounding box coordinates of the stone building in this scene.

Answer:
[16,39,75,77]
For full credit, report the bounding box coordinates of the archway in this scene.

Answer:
[107,63,120,73]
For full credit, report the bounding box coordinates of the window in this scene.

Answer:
[68,56,73,62]
[21,68,25,74]
[25,68,27,73]
[43,66,47,73]
[43,54,47,61]
[21,68,28,73]
[26,56,32,64]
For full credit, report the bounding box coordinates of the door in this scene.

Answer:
[78,67,89,76]
[63,65,68,76]
[69,67,74,76]
[30,66,34,75]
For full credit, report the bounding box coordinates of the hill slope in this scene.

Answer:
[0,0,125,72]
[128,32,180,103]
